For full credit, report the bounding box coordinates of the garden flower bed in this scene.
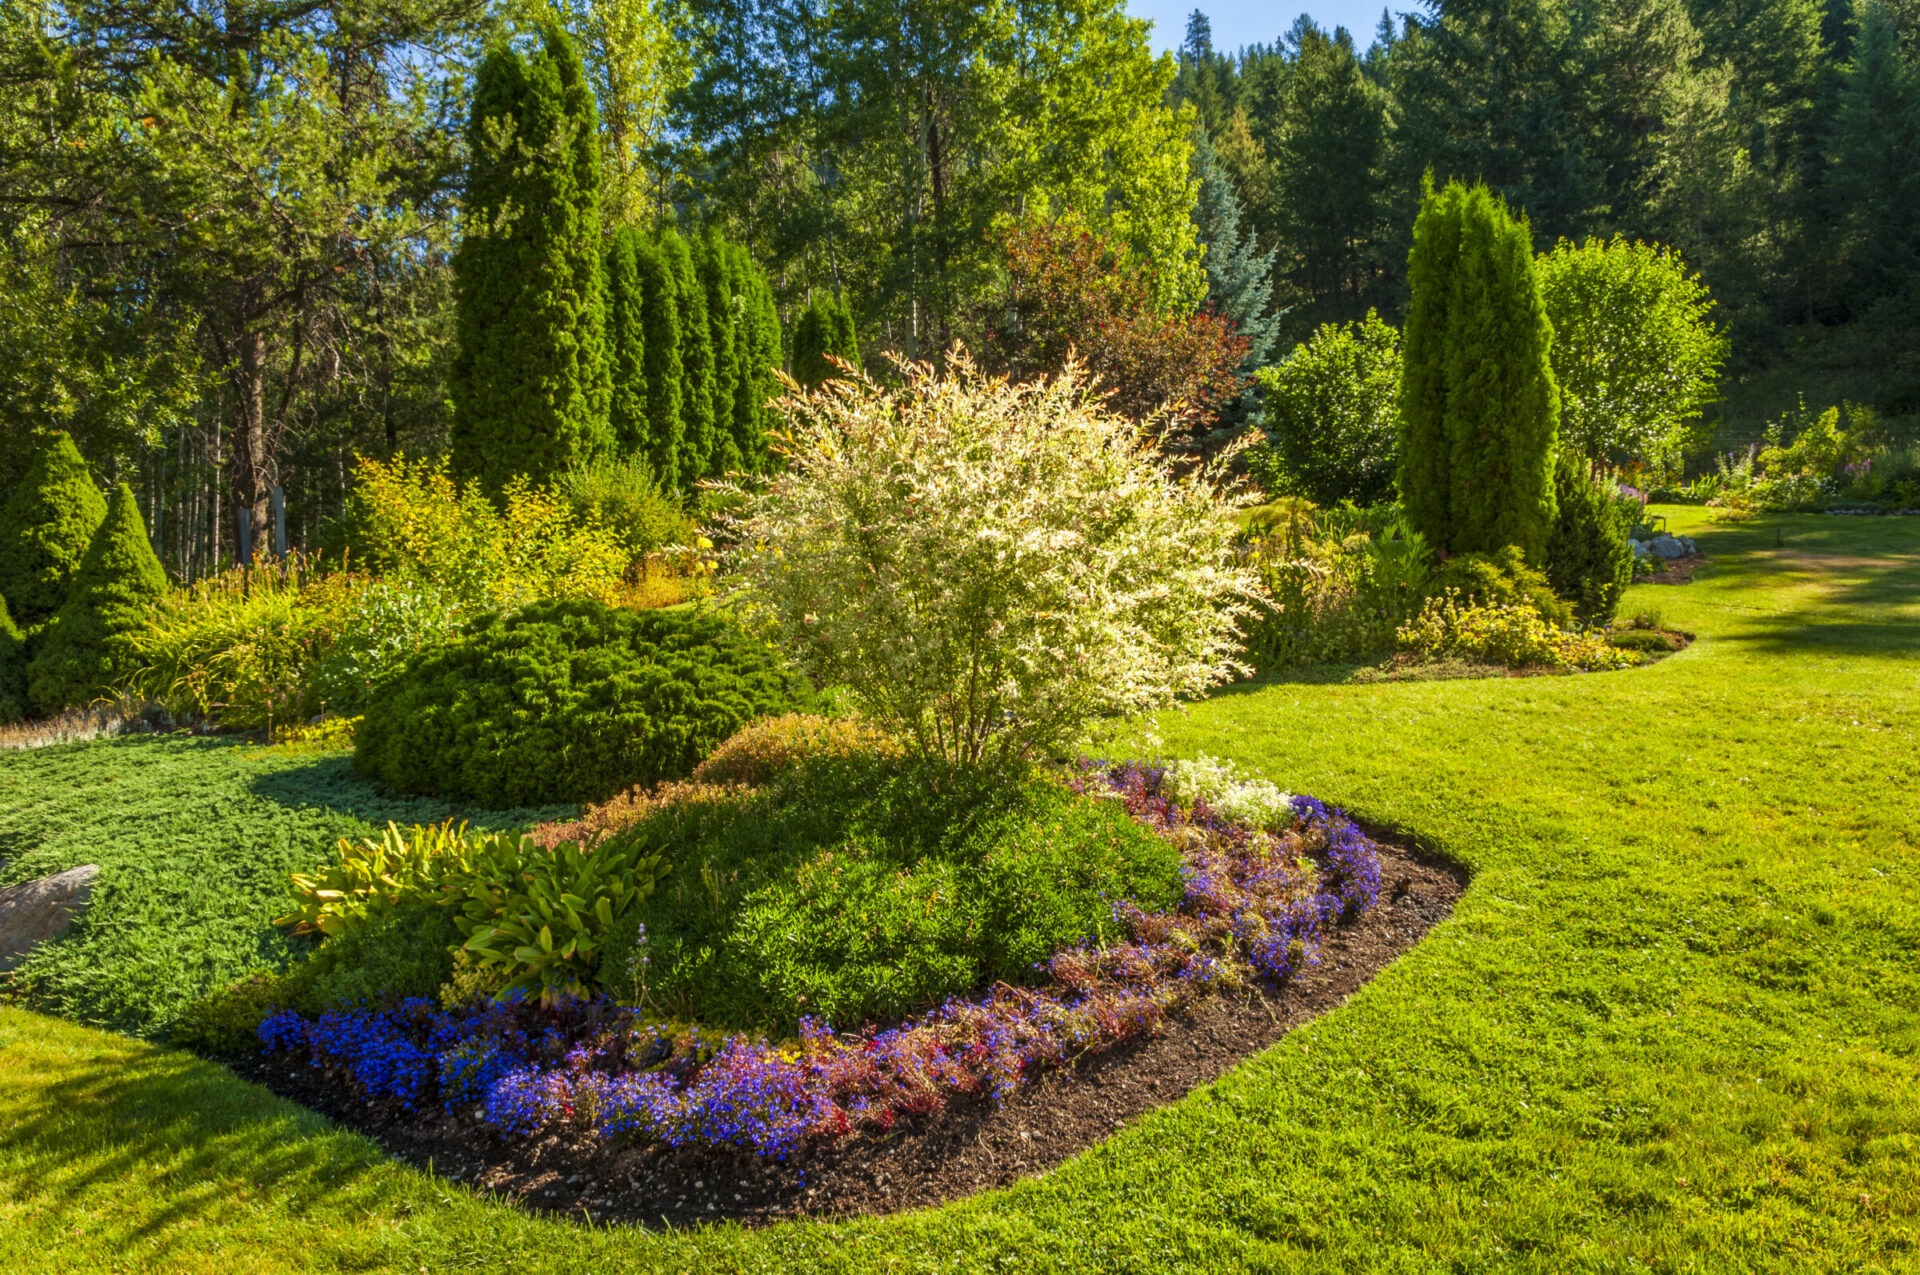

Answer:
[238,761,1464,1223]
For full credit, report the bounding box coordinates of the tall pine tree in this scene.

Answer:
[450,27,611,493]
[1828,0,1920,304]
[662,228,715,486]
[604,226,650,456]
[1398,181,1560,563]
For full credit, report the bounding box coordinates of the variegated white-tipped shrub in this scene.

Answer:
[723,353,1260,766]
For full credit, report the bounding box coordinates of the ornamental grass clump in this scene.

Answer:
[723,354,1260,766]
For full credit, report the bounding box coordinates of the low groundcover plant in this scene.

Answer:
[256,760,1385,1160]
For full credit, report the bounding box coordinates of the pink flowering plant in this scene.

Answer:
[258,760,1385,1159]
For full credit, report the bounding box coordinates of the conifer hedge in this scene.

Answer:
[1398,181,1560,564]
[792,293,861,389]
[27,483,168,714]
[450,26,611,494]
[604,226,649,456]
[0,431,107,629]
[633,231,686,490]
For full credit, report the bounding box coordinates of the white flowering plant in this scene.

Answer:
[721,353,1261,766]
[1160,754,1296,832]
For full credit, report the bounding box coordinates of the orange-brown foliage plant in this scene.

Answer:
[986,215,1250,431]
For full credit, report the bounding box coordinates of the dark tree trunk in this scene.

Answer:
[229,327,271,563]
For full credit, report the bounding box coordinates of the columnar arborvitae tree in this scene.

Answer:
[792,292,861,389]
[0,431,107,628]
[697,230,743,477]
[1398,180,1560,563]
[27,483,168,714]
[662,228,714,486]
[634,231,685,489]
[450,27,611,493]
[732,242,784,471]
[604,226,650,456]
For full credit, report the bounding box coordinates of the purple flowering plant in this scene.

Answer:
[258,760,1385,1159]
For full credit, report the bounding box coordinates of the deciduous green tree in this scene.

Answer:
[1536,235,1726,466]
[1251,312,1401,506]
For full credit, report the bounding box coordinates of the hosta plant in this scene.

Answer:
[277,821,478,937]
[451,834,670,1002]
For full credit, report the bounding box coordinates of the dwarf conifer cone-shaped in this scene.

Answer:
[27,483,168,715]
[792,293,860,390]
[0,431,107,628]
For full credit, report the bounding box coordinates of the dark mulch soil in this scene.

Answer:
[224,834,1465,1229]
[1644,552,1709,584]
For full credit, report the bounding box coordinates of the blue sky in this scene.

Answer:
[1129,0,1411,54]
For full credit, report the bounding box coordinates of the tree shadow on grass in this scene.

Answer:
[247,752,575,833]
[0,1026,401,1262]
[1684,516,1920,659]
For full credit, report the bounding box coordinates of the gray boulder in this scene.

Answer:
[0,864,99,972]
[1647,534,1689,560]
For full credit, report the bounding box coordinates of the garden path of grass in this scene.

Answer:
[0,507,1915,1272]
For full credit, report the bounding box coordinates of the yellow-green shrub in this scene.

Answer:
[690,713,902,787]
[1397,593,1642,671]
[333,455,628,612]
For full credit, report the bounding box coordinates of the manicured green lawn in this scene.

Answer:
[1,507,1916,1272]
[0,738,567,1036]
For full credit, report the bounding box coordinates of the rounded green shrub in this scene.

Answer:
[1546,454,1635,626]
[0,431,108,628]
[27,482,168,715]
[598,757,1185,1031]
[353,598,812,806]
